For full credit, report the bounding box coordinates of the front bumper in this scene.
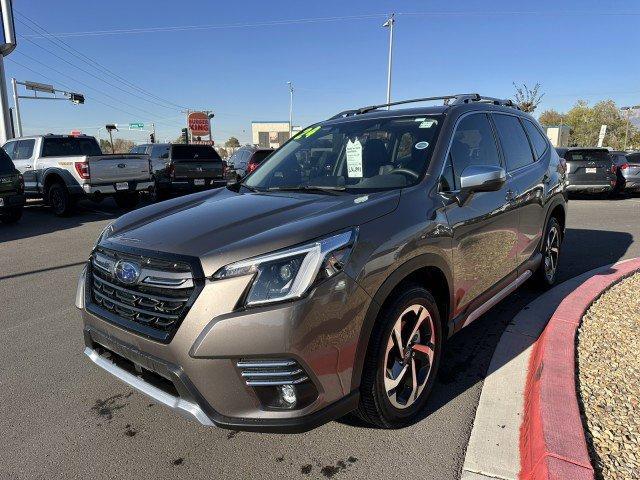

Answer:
[82,181,153,195]
[0,193,25,209]
[159,178,226,193]
[78,265,371,432]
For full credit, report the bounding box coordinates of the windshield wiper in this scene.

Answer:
[267,185,347,195]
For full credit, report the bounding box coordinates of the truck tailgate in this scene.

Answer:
[173,161,223,179]
[88,155,150,183]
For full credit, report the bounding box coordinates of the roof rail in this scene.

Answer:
[329,93,519,119]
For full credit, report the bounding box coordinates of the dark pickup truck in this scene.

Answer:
[0,147,25,224]
[130,143,225,202]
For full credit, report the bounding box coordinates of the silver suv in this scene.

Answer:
[77,94,567,432]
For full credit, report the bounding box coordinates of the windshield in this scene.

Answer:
[42,137,102,157]
[244,115,442,192]
[172,145,221,162]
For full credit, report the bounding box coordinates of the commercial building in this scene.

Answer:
[545,125,570,148]
[251,121,290,148]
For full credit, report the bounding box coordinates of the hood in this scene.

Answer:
[103,187,400,277]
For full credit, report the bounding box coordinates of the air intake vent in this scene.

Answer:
[236,358,309,387]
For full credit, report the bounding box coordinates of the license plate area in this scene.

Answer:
[585,168,597,174]
[194,179,205,186]
[115,182,130,191]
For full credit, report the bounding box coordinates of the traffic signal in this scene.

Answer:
[181,128,188,144]
[70,92,85,105]
[149,132,155,143]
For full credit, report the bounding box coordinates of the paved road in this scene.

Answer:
[1,195,639,480]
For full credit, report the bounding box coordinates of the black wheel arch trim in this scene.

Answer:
[350,252,453,392]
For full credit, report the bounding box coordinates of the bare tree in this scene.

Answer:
[513,82,544,113]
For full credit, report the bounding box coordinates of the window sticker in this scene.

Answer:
[414,141,429,150]
[295,125,321,139]
[346,138,363,178]
[419,119,437,129]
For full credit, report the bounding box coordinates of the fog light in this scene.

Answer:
[279,384,297,406]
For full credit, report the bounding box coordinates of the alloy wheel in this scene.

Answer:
[383,304,436,409]
[544,225,560,282]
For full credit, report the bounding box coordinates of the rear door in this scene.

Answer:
[440,112,519,316]
[171,145,223,179]
[492,114,547,267]
[565,149,614,186]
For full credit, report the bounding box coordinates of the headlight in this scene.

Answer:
[94,221,116,249]
[213,229,357,306]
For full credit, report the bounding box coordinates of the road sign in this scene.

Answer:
[129,122,144,130]
[188,111,210,136]
[597,124,607,147]
[24,81,54,94]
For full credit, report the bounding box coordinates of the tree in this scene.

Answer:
[225,137,240,148]
[538,109,564,127]
[216,147,228,159]
[513,82,544,112]
[99,138,134,154]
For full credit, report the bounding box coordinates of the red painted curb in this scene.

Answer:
[519,258,640,480]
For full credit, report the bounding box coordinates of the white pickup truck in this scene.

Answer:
[2,134,152,215]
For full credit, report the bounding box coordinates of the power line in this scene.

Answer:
[14,10,187,110]
[19,11,640,38]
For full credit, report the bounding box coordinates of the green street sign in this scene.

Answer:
[129,122,144,130]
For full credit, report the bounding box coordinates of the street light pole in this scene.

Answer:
[11,77,21,137]
[383,13,395,109]
[287,81,293,137]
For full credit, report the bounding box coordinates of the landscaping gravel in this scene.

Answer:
[577,272,640,480]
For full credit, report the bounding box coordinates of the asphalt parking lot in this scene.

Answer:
[1,195,639,480]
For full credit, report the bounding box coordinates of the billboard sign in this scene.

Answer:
[188,111,210,136]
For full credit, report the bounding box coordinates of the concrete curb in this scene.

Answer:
[519,258,640,480]
[460,258,640,480]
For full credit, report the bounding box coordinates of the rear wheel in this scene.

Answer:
[150,181,168,203]
[48,182,75,216]
[356,286,442,428]
[114,191,140,209]
[534,217,562,288]
[0,207,23,224]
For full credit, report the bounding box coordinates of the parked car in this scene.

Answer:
[0,147,25,224]
[609,150,629,194]
[130,143,225,201]
[78,93,566,432]
[555,147,617,195]
[2,135,152,215]
[227,146,273,179]
[619,152,640,193]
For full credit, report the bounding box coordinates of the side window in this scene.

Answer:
[449,113,501,186]
[151,145,169,159]
[522,119,549,159]
[3,141,17,159]
[15,140,35,160]
[493,114,535,171]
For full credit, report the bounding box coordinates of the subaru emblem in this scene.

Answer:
[114,260,141,284]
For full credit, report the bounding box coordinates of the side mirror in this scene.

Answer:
[453,164,506,205]
[460,164,506,193]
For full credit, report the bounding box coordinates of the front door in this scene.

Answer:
[439,112,520,317]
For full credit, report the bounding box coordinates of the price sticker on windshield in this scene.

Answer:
[346,138,363,178]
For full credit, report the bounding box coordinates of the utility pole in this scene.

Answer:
[10,77,21,137]
[287,81,293,137]
[0,0,17,143]
[382,13,395,109]
[621,106,640,151]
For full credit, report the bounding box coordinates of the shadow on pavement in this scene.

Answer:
[339,227,633,428]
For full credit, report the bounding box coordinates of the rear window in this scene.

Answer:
[171,145,221,162]
[250,150,272,165]
[522,120,549,159]
[566,150,610,162]
[492,114,535,171]
[42,137,102,157]
[0,148,15,174]
[151,144,170,158]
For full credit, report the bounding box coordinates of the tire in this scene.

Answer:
[114,191,140,210]
[533,217,562,288]
[356,286,443,428]
[48,182,75,216]
[0,207,23,224]
[150,182,168,203]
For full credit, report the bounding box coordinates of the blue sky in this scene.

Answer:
[6,0,640,144]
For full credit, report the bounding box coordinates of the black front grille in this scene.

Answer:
[87,247,200,342]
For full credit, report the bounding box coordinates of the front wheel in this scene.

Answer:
[356,286,443,428]
[533,217,562,288]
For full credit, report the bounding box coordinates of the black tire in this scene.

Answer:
[150,182,168,203]
[114,191,140,210]
[356,286,443,428]
[533,217,562,288]
[48,182,75,216]
[0,207,23,224]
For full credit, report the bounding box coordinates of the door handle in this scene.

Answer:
[25,165,32,169]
